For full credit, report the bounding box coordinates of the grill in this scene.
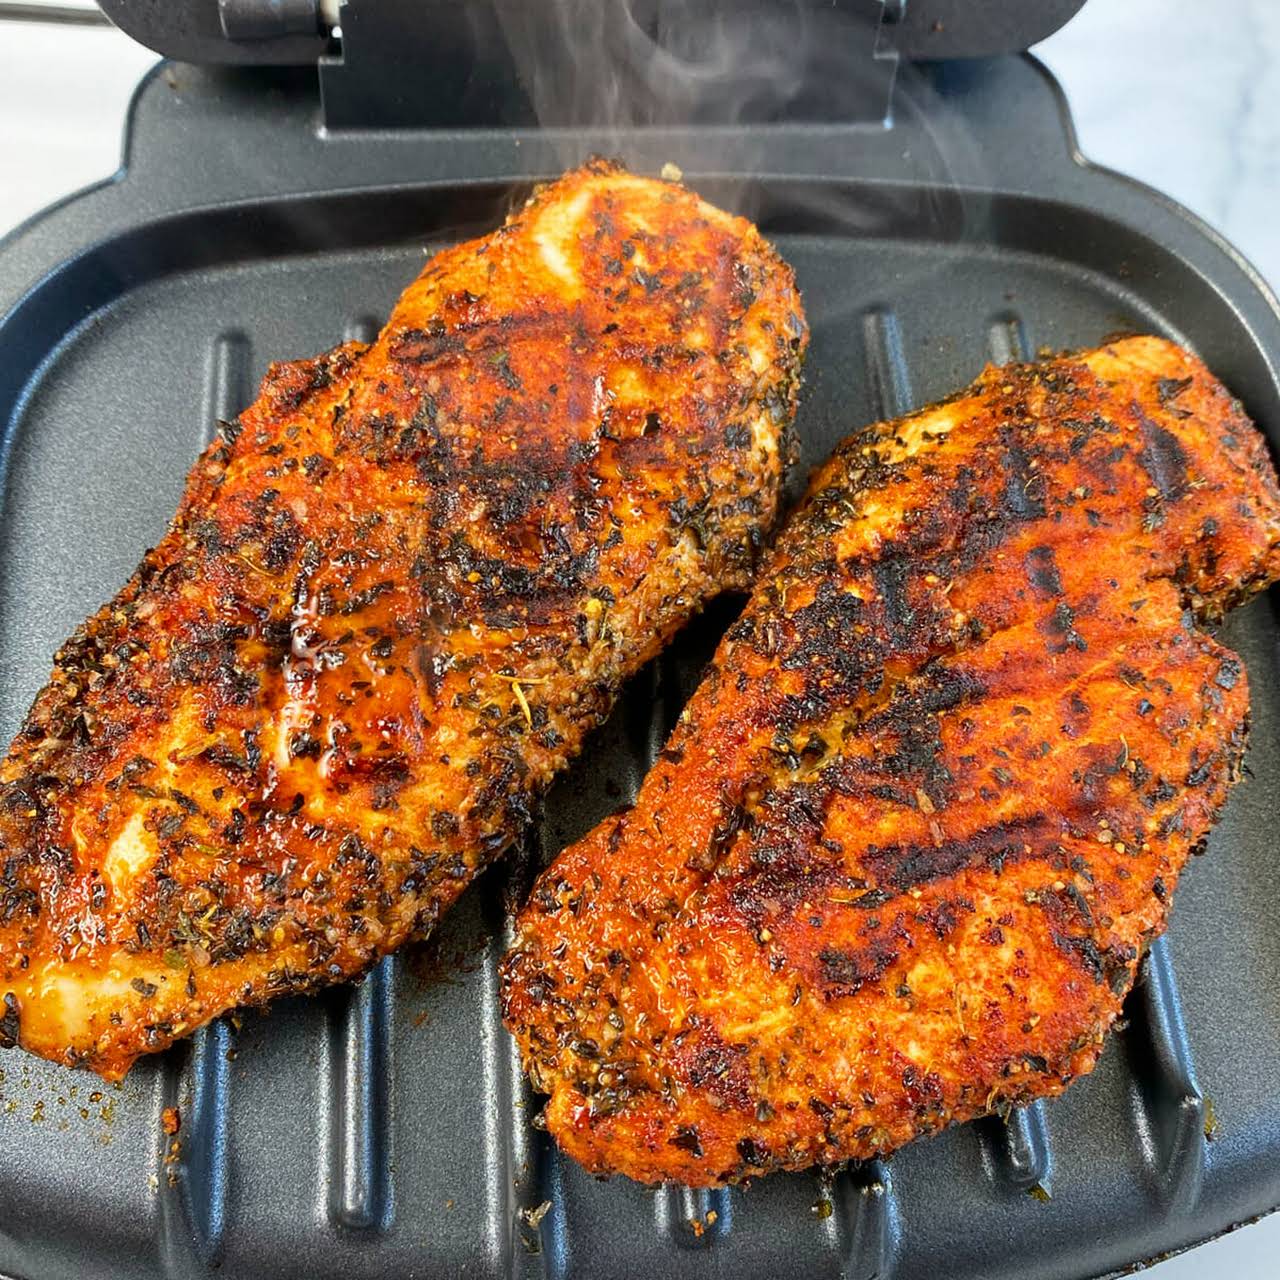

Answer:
[0,5,1278,1278]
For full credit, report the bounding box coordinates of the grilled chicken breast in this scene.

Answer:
[502,336,1280,1186]
[0,161,807,1079]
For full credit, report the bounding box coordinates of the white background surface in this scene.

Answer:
[0,2,1277,1276]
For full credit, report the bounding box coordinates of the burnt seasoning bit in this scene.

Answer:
[0,160,809,1081]
[502,336,1280,1187]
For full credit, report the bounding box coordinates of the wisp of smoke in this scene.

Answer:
[487,0,992,279]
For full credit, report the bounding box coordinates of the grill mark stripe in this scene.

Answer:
[1136,410,1191,501]
[1000,439,1047,520]
[871,555,913,639]
[865,815,1050,895]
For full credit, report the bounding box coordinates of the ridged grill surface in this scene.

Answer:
[0,212,1270,1280]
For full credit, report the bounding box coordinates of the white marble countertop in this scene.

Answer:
[1039,0,1280,305]
[0,2,1276,1276]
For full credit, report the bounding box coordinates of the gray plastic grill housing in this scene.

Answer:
[0,50,1277,1280]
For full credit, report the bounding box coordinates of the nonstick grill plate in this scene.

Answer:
[0,53,1279,1280]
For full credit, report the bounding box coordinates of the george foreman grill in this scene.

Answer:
[0,2,1278,1277]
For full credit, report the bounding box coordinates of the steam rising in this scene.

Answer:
[488,0,991,255]
[495,0,888,129]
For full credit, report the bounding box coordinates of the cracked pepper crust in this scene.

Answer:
[0,161,808,1078]
[501,336,1280,1186]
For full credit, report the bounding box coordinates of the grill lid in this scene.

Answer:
[94,0,1089,127]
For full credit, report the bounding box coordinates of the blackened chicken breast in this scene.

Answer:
[503,337,1280,1185]
[0,160,807,1078]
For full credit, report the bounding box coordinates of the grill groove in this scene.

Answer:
[836,1159,900,1279]
[201,330,251,445]
[982,307,1063,1193]
[843,305,916,1254]
[986,310,1031,367]
[498,827,566,1273]
[1131,937,1207,1213]
[313,310,399,1238]
[533,1146,571,1280]
[327,957,395,1231]
[861,306,912,421]
[158,328,252,1272]
[174,1020,232,1268]
[988,1099,1054,1193]
[637,648,741,1250]
[654,1184,733,1249]
[344,316,382,345]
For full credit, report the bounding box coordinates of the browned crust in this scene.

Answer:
[502,336,1280,1185]
[0,160,808,1078]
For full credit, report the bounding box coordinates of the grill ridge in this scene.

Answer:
[861,306,912,424]
[981,309,1059,1198]
[987,1100,1055,1194]
[480,903,519,1272]
[326,956,395,1231]
[344,316,382,346]
[1130,937,1207,1213]
[836,1159,900,1280]
[201,330,251,445]
[174,1021,232,1269]
[155,328,254,1274]
[986,311,1031,370]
